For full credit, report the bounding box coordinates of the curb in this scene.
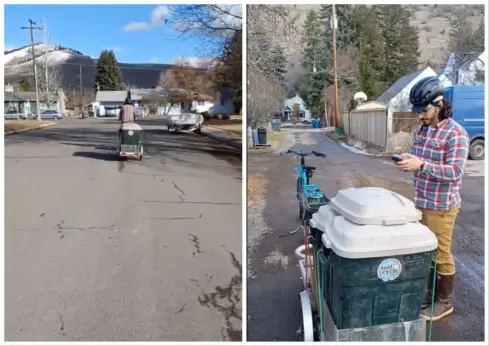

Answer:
[198,126,242,150]
[4,122,57,136]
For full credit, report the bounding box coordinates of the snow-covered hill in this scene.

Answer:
[3,44,189,90]
[4,44,75,74]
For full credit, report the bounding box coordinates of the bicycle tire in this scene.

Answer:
[296,177,302,200]
[297,178,304,220]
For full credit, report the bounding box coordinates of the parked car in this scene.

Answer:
[4,110,29,120]
[105,107,121,117]
[444,85,485,160]
[39,109,63,120]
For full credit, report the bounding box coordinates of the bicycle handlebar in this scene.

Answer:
[280,150,327,158]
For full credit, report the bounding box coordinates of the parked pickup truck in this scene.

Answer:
[444,85,485,160]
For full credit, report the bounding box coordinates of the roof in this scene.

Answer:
[95,90,143,103]
[376,69,426,104]
[4,91,59,102]
[95,88,214,103]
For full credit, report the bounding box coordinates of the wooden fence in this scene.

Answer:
[342,109,388,149]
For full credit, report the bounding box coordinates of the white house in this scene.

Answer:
[376,67,453,112]
[283,94,312,122]
[442,51,486,85]
[95,87,235,116]
[191,87,235,115]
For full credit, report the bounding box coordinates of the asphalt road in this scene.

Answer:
[5,118,242,341]
[247,128,485,342]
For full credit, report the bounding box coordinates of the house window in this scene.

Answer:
[220,98,225,106]
[299,111,305,118]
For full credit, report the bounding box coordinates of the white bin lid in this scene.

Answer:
[310,205,438,259]
[329,187,421,225]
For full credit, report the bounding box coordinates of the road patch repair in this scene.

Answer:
[4,120,56,135]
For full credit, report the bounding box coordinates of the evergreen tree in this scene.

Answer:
[95,50,123,91]
[298,9,332,115]
[18,79,31,91]
[354,5,387,100]
[268,44,287,87]
[255,35,286,86]
[373,5,420,86]
[213,29,242,110]
[318,5,358,51]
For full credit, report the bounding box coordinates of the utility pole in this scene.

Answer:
[21,19,42,121]
[79,65,83,109]
[331,5,340,129]
[42,18,49,102]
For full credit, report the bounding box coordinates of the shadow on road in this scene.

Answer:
[5,124,242,173]
[72,151,120,161]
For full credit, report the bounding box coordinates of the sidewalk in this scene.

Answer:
[199,125,242,150]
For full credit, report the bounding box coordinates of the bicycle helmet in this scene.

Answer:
[409,76,445,113]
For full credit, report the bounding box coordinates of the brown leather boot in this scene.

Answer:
[421,273,455,321]
[421,267,437,310]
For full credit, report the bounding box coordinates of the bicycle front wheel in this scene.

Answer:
[297,178,304,220]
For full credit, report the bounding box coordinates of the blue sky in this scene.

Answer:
[4,4,210,64]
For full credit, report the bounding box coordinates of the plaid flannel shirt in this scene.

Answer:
[120,104,135,123]
[409,118,469,211]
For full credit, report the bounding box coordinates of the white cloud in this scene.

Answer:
[5,44,16,51]
[149,57,159,63]
[150,5,171,26]
[123,5,171,33]
[123,21,150,33]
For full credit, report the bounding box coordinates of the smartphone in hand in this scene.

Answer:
[390,154,403,163]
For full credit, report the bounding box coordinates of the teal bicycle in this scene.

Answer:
[280,149,329,223]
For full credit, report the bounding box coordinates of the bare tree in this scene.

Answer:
[27,55,63,108]
[247,69,284,126]
[446,8,485,85]
[166,5,242,56]
[247,5,300,125]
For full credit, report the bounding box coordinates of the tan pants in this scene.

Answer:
[419,207,460,275]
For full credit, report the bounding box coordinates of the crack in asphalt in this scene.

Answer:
[172,181,186,196]
[55,221,117,239]
[172,181,186,203]
[138,199,240,206]
[197,247,242,341]
[188,233,204,257]
[151,213,203,221]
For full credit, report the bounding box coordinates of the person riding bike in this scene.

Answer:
[395,76,469,321]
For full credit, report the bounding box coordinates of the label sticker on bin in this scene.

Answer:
[377,258,402,282]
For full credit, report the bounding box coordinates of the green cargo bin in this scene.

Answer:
[309,187,438,330]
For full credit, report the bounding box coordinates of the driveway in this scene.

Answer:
[247,127,485,342]
[5,118,242,341]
